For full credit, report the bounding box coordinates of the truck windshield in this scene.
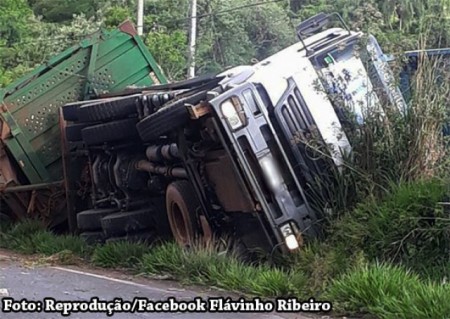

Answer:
[311,36,406,124]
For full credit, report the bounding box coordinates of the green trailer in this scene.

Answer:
[0,21,167,226]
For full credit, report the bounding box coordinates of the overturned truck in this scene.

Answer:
[0,14,418,253]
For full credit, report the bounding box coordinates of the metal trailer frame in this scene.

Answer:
[0,21,167,224]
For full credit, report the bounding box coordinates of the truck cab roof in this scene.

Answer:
[219,27,361,106]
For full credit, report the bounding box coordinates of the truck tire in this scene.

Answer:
[77,96,139,123]
[65,123,92,142]
[62,101,88,121]
[136,90,207,142]
[166,181,201,246]
[80,231,106,245]
[101,209,153,237]
[77,208,118,231]
[81,118,139,145]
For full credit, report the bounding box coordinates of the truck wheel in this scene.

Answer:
[166,181,201,246]
[65,123,92,142]
[62,101,88,121]
[77,208,118,231]
[77,95,139,123]
[81,118,139,145]
[136,90,207,142]
[101,209,153,237]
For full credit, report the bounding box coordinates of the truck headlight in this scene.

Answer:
[280,224,299,251]
[221,97,247,130]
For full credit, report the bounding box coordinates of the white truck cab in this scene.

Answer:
[219,14,405,168]
[209,13,405,251]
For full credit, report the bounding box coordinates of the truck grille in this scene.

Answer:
[273,78,327,184]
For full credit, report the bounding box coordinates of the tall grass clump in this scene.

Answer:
[33,231,89,256]
[327,263,450,319]
[0,219,88,256]
[92,241,149,268]
[0,219,46,253]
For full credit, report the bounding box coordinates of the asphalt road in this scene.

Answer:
[0,253,316,319]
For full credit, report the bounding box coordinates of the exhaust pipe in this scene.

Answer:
[135,160,187,179]
[146,144,179,162]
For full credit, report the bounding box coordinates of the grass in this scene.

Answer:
[92,241,149,268]
[330,179,450,279]
[327,263,450,319]
[0,214,448,318]
[140,242,308,297]
[0,220,89,257]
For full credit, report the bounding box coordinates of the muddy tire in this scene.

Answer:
[81,118,139,145]
[62,101,89,121]
[77,95,140,123]
[166,181,201,246]
[137,90,207,142]
[101,209,153,237]
[77,208,118,231]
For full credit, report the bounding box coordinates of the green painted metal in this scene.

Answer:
[0,22,167,184]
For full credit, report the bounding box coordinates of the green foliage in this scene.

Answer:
[92,241,149,268]
[141,242,308,298]
[33,232,88,256]
[104,6,133,28]
[0,220,88,256]
[1,219,45,253]
[284,242,367,296]
[145,31,188,80]
[142,0,295,79]
[1,219,449,318]
[0,0,33,45]
[331,180,450,277]
[1,0,448,85]
[327,263,450,318]
[0,13,103,88]
[30,0,101,23]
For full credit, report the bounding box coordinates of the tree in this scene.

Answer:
[0,0,33,45]
[104,6,133,28]
[30,0,101,23]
